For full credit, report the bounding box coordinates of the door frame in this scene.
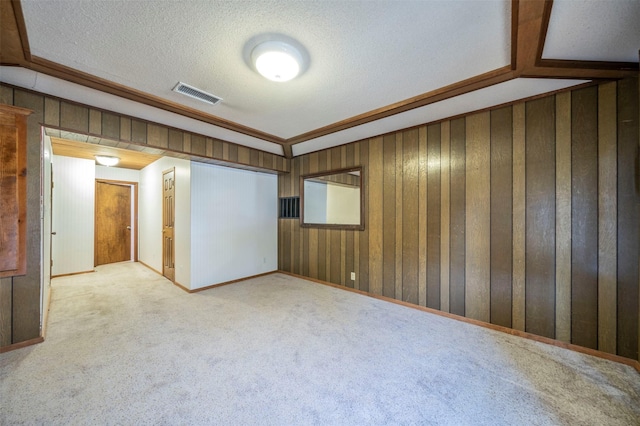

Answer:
[94,179,138,265]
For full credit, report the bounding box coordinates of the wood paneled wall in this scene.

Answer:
[279,78,640,361]
[0,83,287,348]
[0,84,288,174]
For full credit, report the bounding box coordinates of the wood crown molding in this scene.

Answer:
[2,0,637,156]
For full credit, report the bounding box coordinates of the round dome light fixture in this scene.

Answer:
[95,155,119,167]
[248,37,308,82]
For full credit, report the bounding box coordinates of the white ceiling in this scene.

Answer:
[2,0,637,157]
[543,0,640,62]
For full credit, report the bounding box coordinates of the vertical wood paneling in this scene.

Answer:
[449,118,466,316]
[168,129,183,152]
[354,143,362,290]
[369,136,384,295]
[525,96,556,339]
[465,112,491,322]
[490,107,513,327]
[131,120,147,143]
[308,152,319,279]
[0,85,13,104]
[60,102,88,133]
[617,77,639,360]
[383,134,396,297]
[356,142,373,291]
[597,82,617,354]
[555,91,572,343]
[402,129,419,304]
[292,157,301,275]
[0,278,11,346]
[276,78,639,362]
[571,86,599,350]
[512,103,526,332]
[317,151,327,281]
[395,133,404,300]
[88,109,101,135]
[417,127,427,306]
[120,117,131,141]
[101,112,120,140]
[427,124,441,310]
[44,98,60,127]
[440,121,451,312]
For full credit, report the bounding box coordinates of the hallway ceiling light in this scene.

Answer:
[95,155,119,167]
[251,39,306,82]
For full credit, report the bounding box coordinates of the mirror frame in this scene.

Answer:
[300,166,365,231]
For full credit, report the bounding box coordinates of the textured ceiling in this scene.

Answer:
[19,0,509,137]
[543,0,640,62]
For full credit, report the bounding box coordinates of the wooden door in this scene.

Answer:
[162,169,175,281]
[95,181,131,266]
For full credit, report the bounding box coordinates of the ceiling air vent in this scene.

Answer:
[172,82,222,106]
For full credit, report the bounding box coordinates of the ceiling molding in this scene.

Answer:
[2,0,638,159]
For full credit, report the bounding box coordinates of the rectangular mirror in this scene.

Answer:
[300,167,364,230]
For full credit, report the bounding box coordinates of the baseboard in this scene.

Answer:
[188,271,279,293]
[279,270,640,373]
[51,269,95,278]
[138,261,277,294]
[0,336,44,354]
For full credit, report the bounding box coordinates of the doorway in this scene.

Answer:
[95,180,138,266]
[162,168,175,281]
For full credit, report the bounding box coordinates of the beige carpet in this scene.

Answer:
[1,261,639,425]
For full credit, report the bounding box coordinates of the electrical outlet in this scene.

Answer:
[350,272,356,281]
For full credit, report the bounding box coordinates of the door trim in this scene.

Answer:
[94,179,138,264]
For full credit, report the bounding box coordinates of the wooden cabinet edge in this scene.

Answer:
[0,104,32,278]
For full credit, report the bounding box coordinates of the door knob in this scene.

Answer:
[51,232,57,235]
[126,226,131,230]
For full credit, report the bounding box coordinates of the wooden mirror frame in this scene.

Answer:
[300,166,365,231]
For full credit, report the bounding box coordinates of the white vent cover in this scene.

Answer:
[172,82,222,105]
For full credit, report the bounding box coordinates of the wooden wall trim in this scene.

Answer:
[279,270,640,372]
[0,336,43,354]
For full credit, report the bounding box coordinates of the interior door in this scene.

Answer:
[162,168,175,281]
[95,180,131,266]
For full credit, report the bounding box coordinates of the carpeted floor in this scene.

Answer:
[1,262,639,425]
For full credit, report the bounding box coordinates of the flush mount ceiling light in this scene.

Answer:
[246,35,309,83]
[95,155,119,167]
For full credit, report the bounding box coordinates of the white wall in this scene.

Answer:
[95,165,140,182]
[139,157,191,286]
[51,155,95,275]
[190,162,277,290]
[327,184,360,225]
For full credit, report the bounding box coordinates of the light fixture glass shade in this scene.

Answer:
[95,155,119,167]
[251,40,303,82]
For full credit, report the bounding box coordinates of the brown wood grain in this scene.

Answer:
[89,109,101,135]
[0,278,11,346]
[95,181,132,266]
[427,123,441,310]
[417,128,426,306]
[449,118,466,316]
[390,132,402,301]
[555,92,572,342]
[597,82,617,354]
[571,86,599,350]
[44,98,60,127]
[60,101,88,133]
[101,112,120,140]
[490,106,513,327]
[525,96,556,339]
[402,129,419,304]
[616,77,639,360]
[317,151,327,281]
[512,103,526,332]
[383,134,396,298]
[465,112,491,322]
[368,136,384,295]
[354,143,362,290]
[440,121,451,312]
